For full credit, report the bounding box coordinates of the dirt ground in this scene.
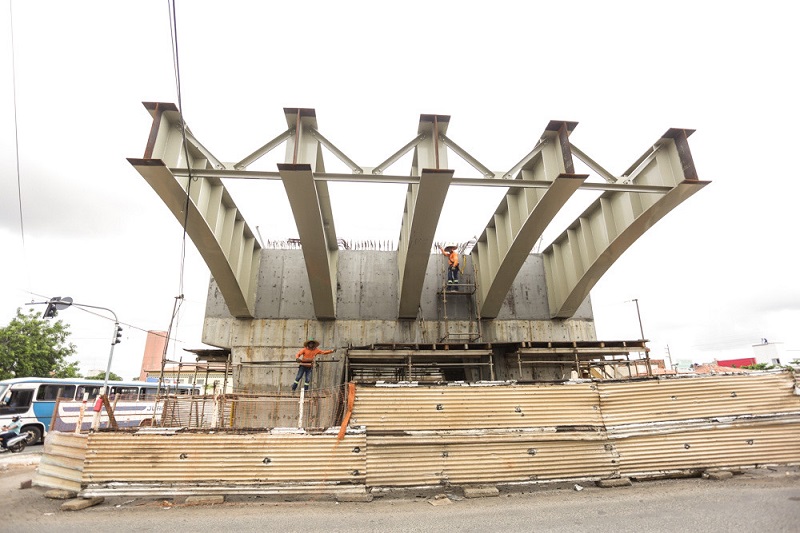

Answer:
[2,461,799,532]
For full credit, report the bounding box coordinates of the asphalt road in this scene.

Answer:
[2,453,799,533]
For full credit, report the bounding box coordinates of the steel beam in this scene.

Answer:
[543,129,709,318]
[282,108,338,254]
[275,108,339,319]
[131,103,260,318]
[473,122,584,319]
[413,114,450,171]
[278,163,337,319]
[392,115,453,318]
[397,169,454,318]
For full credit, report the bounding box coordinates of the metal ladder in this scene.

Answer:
[437,278,481,344]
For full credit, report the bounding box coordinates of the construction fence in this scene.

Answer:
[35,371,800,497]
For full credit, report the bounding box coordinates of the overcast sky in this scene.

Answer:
[1,1,798,380]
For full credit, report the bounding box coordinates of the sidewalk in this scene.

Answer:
[0,447,41,468]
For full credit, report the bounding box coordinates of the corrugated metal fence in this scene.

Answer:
[37,371,800,495]
[32,432,88,492]
[352,372,800,487]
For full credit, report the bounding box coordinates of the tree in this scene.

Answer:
[743,362,775,371]
[0,308,80,380]
[84,371,123,382]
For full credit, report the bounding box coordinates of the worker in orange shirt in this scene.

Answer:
[292,339,335,392]
[439,245,459,291]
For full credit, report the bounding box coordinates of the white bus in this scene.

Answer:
[0,377,198,444]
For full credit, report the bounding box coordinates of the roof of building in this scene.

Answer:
[692,362,751,374]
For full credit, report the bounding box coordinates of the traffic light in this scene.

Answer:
[114,325,123,345]
[42,297,60,319]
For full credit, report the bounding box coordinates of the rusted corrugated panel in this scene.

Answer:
[82,432,366,485]
[32,431,88,491]
[352,383,602,430]
[366,431,615,486]
[615,420,800,476]
[598,372,800,426]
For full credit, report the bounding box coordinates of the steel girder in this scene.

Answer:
[543,129,709,318]
[472,122,588,319]
[130,102,707,322]
[277,109,339,319]
[128,102,260,318]
[397,116,453,318]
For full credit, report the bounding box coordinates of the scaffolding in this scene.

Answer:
[512,340,653,380]
[345,344,495,383]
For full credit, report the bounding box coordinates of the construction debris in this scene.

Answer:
[462,485,500,498]
[429,493,452,506]
[595,478,632,488]
[45,489,77,500]
[61,497,104,511]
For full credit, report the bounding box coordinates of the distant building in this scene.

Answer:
[144,362,231,393]
[138,331,168,381]
[693,362,749,374]
[717,357,757,368]
[144,348,232,393]
[649,359,678,375]
[752,340,785,366]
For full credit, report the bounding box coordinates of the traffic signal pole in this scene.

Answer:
[37,297,121,430]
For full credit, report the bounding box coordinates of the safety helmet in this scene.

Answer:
[304,338,318,348]
[444,245,457,252]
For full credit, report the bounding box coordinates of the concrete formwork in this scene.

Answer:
[203,249,595,391]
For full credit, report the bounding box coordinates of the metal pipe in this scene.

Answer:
[570,143,618,183]
[308,127,363,173]
[292,109,300,164]
[373,133,425,174]
[433,117,440,169]
[169,167,675,193]
[439,133,494,178]
[234,128,293,169]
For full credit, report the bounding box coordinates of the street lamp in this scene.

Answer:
[39,296,121,429]
[627,298,652,376]
[629,298,645,341]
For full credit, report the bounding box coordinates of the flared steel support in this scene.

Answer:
[129,102,261,318]
[278,164,338,319]
[395,115,452,318]
[279,108,339,319]
[543,129,709,318]
[130,103,709,324]
[397,168,454,318]
[473,122,585,319]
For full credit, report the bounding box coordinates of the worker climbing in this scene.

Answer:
[439,244,460,291]
[292,339,335,392]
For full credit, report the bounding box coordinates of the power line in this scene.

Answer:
[23,291,190,346]
[165,0,196,359]
[8,1,28,287]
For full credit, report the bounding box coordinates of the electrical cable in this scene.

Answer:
[8,1,29,288]
[24,291,188,345]
[164,0,196,360]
